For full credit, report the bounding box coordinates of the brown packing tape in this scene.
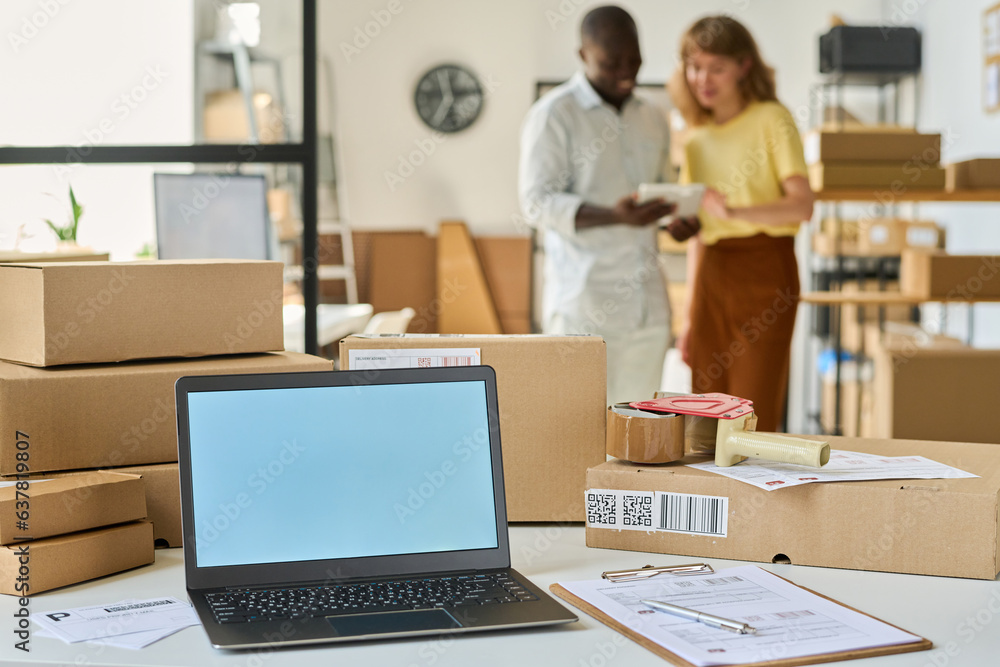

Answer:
[606,405,684,464]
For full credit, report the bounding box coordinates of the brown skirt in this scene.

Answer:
[688,234,799,432]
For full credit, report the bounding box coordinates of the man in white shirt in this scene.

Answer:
[519,5,697,405]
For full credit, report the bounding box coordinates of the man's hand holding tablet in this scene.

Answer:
[637,183,705,242]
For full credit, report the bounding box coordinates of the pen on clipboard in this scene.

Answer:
[640,599,758,635]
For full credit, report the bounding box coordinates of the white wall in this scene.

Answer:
[0,0,193,259]
[321,0,884,236]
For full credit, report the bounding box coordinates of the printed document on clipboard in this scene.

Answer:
[551,565,930,666]
[348,347,481,370]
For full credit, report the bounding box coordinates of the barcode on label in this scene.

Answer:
[103,599,174,613]
[440,356,474,366]
[655,491,728,537]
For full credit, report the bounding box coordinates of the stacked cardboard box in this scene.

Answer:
[812,218,945,257]
[804,126,945,192]
[0,260,333,593]
[945,159,1000,191]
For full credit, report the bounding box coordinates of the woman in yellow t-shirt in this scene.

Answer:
[669,15,814,432]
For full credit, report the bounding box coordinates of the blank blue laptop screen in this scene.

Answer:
[187,380,498,568]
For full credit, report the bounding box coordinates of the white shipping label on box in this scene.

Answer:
[348,348,481,369]
[586,489,728,537]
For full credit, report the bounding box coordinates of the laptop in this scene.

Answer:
[175,365,577,649]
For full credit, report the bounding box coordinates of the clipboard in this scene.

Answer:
[550,572,932,667]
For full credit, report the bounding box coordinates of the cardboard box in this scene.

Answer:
[946,159,1000,190]
[0,472,146,545]
[0,352,333,475]
[809,163,946,191]
[872,346,1000,444]
[820,377,873,438]
[586,436,1000,579]
[837,281,913,352]
[369,232,437,333]
[0,260,285,367]
[0,521,153,595]
[904,220,946,250]
[0,250,109,263]
[475,237,532,335]
[204,89,285,144]
[813,219,944,257]
[863,321,965,354]
[102,464,181,548]
[900,250,1000,299]
[340,334,606,522]
[803,130,941,164]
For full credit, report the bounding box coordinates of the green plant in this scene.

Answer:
[44,186,83,242]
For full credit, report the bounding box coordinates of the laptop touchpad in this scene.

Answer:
[327,609,462,637]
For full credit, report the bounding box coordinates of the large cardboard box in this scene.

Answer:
[0,521,153,595]
[586,436,1000,579]
[901,250,1000,299]
[0,472,146,545]
[340,334,606,522]
[803,129,941,164]
[809,163,946,191]
[103,463,182,548]
[0,352,333,475]
[945,159,1000,190]
[0,260,285,367]
[872,346,1000,444]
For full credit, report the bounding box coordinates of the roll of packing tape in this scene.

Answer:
[606,404,685,464]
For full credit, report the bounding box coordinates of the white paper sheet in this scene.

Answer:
[348,347,481,369]
[687,449,978,491]
[557,565,921,666]
[32,597,198,645]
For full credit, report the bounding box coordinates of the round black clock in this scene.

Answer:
[413,64,484,133]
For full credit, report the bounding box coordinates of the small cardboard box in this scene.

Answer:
[813,218,908,256]
[103,463,181,548]
[0,472,146,545]
[586,436,1000,579]
[0,352,333,475]
[945,159,1000,190]
[0,260,284,367]
[900,250,1000,299]
[809,162,946,191]
[803,129,941,164]
[873,346,1000,444]
[0,521,154,595]
[340,334,606,522]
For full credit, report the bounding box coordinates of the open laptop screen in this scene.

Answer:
[186,379,499,569]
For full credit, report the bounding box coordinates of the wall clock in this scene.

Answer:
[414,64,484,133]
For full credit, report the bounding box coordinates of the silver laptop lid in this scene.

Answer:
[175,366,509,591]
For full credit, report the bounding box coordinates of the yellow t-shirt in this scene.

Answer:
[681,100,808,246]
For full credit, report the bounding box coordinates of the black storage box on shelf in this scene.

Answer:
[819,26,921,74]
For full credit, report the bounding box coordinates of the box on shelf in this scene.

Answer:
[101,463,181,548]
[0,352,333,475]
[204,89,285,144]
[837,281,913,352]
[0,260,285,367]
[809,162,946,191]
[820,377,874,438]
[872,346,1000,444]
[803,129,940,164]
[864,321,966,353]
[340,334,606,522]
[586,436,1000,579]
[904,220,947,250]
[945,159,1000,190]
[0,472,146,545]
[0,521,153,595]
[900,250,1000,300]
[813,219,945,257]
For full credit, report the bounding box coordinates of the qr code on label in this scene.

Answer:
[622,494,653,527]
[586,492,617,526]
[417,357,432,368]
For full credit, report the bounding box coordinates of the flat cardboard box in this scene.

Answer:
[340,334,606,522]
[204,89,285,144]
[0,250,109,263]
[475,237,532,335]
[0,260,285,367]
[803,130,941,164]
[0,472,145,545]
[102,464,181,548]
[900,250,1000,299]
[872,346,1000,444]
[945,159,1000,190]
[586,436,1000,579]
[0,521,153,595]
[809,162,946,191]
[368,232,437,333]
[0,352,333,475]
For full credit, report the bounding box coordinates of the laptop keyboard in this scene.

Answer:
[205,572,540,624]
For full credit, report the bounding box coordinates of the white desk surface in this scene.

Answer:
[3,526,997,667]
